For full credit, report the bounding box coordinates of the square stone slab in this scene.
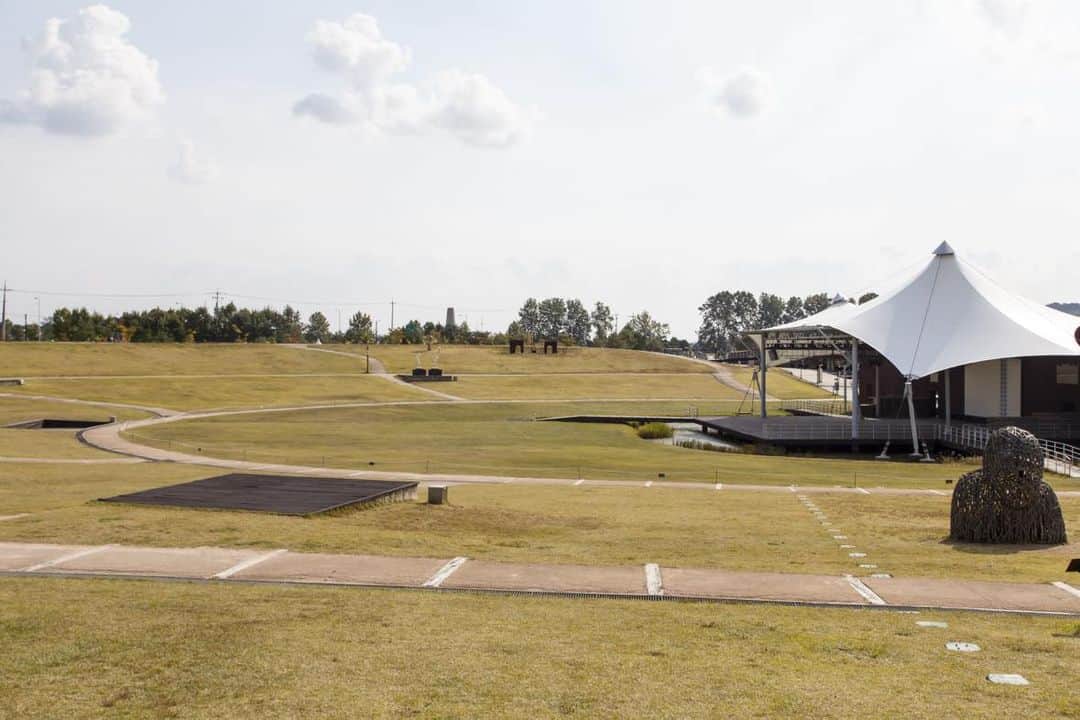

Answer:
[50,545,264,578]
[233,551,451,587]
[0,542,91,571]
[662,568,868,604]
[864,576,1080,613]
[443,560,646,594]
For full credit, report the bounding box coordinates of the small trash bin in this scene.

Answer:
[428,485,448,505]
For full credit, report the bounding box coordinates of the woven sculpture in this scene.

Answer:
[950,427,1067,544]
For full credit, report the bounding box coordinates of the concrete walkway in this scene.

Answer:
[1,540,1076,615]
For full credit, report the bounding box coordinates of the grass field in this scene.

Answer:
[347,343,714,374]
[1,461,1074,583]
[4,374,431,412]
[122,401,1054,489]
[0,342,369,376]
[2,577,1077,719]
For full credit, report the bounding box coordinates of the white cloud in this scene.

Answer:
[428,70,529,148]
[293,92,363,125]
[979,0,1029,32]
[306,13,410,92]
[295,12,529,147]
[168,140,217,185]
[701,66,772,118]
[0,4,164,136]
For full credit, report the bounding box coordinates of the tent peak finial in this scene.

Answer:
[933,241,955,256]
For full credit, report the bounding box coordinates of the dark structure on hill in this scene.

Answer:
[1049,302,1080,317]
[950,427,1067,544]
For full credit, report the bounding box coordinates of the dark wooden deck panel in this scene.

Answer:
[101,474,418,515]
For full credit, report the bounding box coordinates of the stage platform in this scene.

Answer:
[102,474,418,515]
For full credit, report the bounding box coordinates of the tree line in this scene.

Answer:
[697,290,878,356]
[507,298,681,352]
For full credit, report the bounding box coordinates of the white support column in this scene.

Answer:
[851,339,860,441]
[944,369,952,427]
[905,379,920,456]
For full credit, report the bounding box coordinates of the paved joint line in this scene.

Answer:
[573,479,585,486]
[844,574,886,605]
[214,549,288,580]
[715,483,722,490]
[0,513,30,522]
[928,489,945,496]
[645,563,663,596]
[23,545,112,572]
[855,488,871,495]
[424,557,468,588]
[644,481,653,488]
[1051,581,1080,600]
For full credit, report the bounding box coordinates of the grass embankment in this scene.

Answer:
[0,429,119,460]
[0,396,151,424]
[5,375,431,412]
[0,463,1073,582]
[124,401,1018,489]
[0,343,368,377]
[447,373,744,401]
[726,365,837,399]
[2,577,1077,719]
[349,344,713,375]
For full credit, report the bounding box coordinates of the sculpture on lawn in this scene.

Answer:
[950,427,1067,544]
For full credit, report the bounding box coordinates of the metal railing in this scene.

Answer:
[779,398,849,416]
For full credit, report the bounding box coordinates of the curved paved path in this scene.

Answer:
[77,406,1054,497]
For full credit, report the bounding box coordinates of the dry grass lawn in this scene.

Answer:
[1,577,1077,719]
[0,342,372,376]
[0,395,151,424]
[448,373,744,401]
[5,374,431,412]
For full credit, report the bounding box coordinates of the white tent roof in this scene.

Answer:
[762,242,1080,379]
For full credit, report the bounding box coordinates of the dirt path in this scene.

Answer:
[1,540,1076,615]
[297,345,464,400]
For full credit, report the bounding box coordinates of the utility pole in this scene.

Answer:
[23,314,28,341]
[1,281,7,342]
[34,296,41,340]
[390,300,395,331]
[212,289,222,314]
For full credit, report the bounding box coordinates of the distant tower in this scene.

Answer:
[446,307,456,328]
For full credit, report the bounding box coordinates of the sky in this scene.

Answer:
[1,0,1079,338]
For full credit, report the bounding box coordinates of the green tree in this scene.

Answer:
[518,298,540,339]
[616,311,669,352]
[345,311,374,343]
[403,320,424,344]
[564,298,590,345]
[803,293,831,316]
[304,312,331,343]
[537,297,567,339]
[781,296,805,323]
[858,292,878,305]
[756,293,785,329]
[591,302,614,344]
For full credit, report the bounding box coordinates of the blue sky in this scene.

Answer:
[1,1,1078,337]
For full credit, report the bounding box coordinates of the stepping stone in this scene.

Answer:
[230,551,453,587]
[661,567,870,605]
[987,674,1029,686]
[946,642,980,652]
[833,535,848,540]
[840,545,855,549]
[47,545,267,579]
[849,552,867,558]
[862,576,1080,613]
[917,621,948,628]
[870,573,892,579]
[859,564,877,569]
[443,560,646,595]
